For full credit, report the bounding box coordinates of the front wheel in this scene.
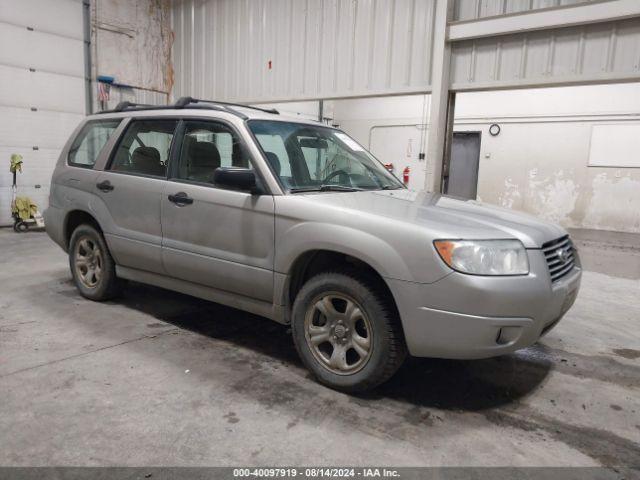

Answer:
[291,270,407,392]
[69,224,119,301]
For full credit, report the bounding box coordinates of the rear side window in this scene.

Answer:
[110,120,178,177]
[68,120,121,168]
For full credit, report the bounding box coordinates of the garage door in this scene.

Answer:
[0,0,85,226]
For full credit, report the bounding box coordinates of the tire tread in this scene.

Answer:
[69,224,120,301]
[292,267,407,392]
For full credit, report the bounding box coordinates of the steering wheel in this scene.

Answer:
[322,169,352,185]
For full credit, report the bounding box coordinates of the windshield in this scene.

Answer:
[248,120,404,192]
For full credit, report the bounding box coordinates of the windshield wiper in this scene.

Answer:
[290,185,362,193]
[381,185,403,190]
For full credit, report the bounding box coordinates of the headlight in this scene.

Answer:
[433,239,529,276]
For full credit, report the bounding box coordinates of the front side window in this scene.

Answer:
[68,120,121,168]
[248,120,403,192]
[110,120,178,177]
[174,120,251,184]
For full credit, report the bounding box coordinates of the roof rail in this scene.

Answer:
[113,101,153,112]
[95,97,279,120]
[174,96,279,115]
[97,102,170,115]
[96,100,235,117]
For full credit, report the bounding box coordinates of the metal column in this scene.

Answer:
[82,0,92,115]
[425,0,454,193]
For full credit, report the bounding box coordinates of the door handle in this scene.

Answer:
[168,192,194,206]
[96,180,114,192]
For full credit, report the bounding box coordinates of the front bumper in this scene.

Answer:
[387,249,582,359]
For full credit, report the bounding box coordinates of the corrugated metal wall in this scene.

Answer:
[171,0,437,102]
[451,17,640,90]
[452,0,597,22]
[171,0,640,102]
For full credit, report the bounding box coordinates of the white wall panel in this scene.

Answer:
[171,0,437,102]
[453,0,597,21]
[0,107,82,151]
[451,18,640,90]
[331,87,640,232]
[0,0,83,39]
[0,65,85,113]
[0,1,85,225]
[173,0,640,101]
[0,23,84,77]
[588,124,640,167]
[0,107,82,225]
[0,147,59,222]
[0,148,60,188]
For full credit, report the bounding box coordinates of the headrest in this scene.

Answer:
[132,146,160,164]
[131,146,163,176]
[264,151,281,175]
[188,141,221,169]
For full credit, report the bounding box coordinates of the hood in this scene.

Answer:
[299,189,567,248]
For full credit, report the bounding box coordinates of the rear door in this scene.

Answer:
[95,118,178,274]
[161,119,275,302]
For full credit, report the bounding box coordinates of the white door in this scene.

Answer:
[0,0,86,225]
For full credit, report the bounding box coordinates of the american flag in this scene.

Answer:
[97,82,110,102]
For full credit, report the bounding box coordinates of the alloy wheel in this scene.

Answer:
[74,237,103,288]
[304,292,373,375]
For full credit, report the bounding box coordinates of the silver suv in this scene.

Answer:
[45,97,581,392]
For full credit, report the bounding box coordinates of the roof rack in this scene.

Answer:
[98,102,176,115]
[96,97,280,119]
[113,101,152,112]
[174,96,280,115]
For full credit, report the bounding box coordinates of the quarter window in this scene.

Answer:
[68,120,121,168]
[110,120,178,177]
[175,121,251,184]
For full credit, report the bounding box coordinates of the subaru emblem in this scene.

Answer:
[556,248,570,264]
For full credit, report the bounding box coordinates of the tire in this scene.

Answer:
[291,270,407,392]
[69,224,120,301]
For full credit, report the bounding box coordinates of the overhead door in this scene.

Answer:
[0,0,85,225]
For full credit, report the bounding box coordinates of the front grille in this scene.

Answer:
[542,235,576,282]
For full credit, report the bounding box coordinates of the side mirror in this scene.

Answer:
[213,167,259,193]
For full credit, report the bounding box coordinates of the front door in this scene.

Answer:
[95,118,178,274]
[161,119,275,302]
[444,132,481,200]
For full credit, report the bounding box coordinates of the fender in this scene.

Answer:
[275,221,445,284]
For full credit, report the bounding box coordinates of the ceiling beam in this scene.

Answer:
[448,0,640,42]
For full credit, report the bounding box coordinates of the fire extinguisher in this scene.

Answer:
[402,166,410,185]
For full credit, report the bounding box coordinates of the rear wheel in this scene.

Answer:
[69,224,119,301]
[291,270,406,392]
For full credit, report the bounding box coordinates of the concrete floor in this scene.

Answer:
[0,229,639,467]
